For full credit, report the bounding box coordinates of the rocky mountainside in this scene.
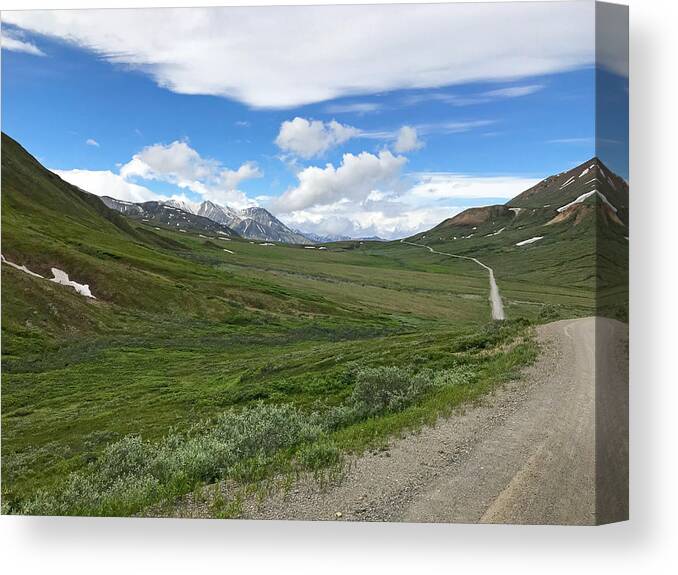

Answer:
[101,197,239,237]
[104,197,312,245]
[416,157,628,242]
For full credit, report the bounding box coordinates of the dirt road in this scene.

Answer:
[400,240,506,320]
[240,317,628,525]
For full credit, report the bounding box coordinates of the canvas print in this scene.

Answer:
[0,2,628,524]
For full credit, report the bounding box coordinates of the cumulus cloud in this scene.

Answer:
[86,138,100,147]
[3,3,598,108]
[274,150,407,212]
[119,140,262,207]
[1,30,45,56]
[393,126,424,153]
[280,203,459,241]
[52,169,159,203]
[275,118,360,158]
[276,170,542,240]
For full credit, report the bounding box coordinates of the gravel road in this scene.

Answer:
[238,317,628,525]
[400,240,506,320]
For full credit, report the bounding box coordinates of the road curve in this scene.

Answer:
[233,317,628,525]
[400,240,505,320]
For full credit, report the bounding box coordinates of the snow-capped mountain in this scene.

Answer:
[104,196,313,244]
[236,207,312,244]
[298,231,352,243]
[196,201,242,229]
[101,197,239,236]
[162,199,198,215]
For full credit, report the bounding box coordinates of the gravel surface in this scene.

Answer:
[176,317,628,525]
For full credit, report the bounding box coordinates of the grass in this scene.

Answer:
[0,132,611,516]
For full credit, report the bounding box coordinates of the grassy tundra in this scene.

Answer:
[2,134,602,516]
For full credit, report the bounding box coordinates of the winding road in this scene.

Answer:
[400,240,505,320]
[232,317,628,525]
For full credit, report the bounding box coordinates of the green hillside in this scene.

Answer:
[408,157,629,321]
[2,133,541,515]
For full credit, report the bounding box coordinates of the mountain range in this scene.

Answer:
[103,197,313,244]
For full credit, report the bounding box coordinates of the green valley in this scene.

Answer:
[1,133,625,516]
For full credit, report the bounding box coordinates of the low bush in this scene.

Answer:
[20,402,326,517]
[17,363,476,516]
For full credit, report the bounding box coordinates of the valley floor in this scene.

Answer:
[176,317,628,525]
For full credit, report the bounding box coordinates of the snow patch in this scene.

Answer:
[318,246,328,250]
[259,242,275,246]
[516,236,544,247]
[304,246,316,249]
[559,176,575,189]
[1,254,44,278]
[50,268,95,298]
[486,227,505,237]
[557,190,618,213]
[583,178,601,185]
[509,207,522,216]
[223,249,234,254]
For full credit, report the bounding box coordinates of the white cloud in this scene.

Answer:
[481,84,544,98]
[4,3,597,108]
[281,203,459,241]
[406,173,541,201]
[119,140,261,208]
[86,138,100,147]
[277,170,542,239]
[403,85,544,107]
[52,169,159,203]
[274,150,407,212]
[416,120,495,136]
[275,118,360,158]
[547,137,594,145]
[1,30,45,56]
[324,102,383,114]
[393,126,424,153]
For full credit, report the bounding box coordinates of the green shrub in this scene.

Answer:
[349,365,432,416]
[20,402,325,517]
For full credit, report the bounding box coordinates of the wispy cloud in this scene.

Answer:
[547,137,593,145]
[324,102,383,115]
[416,120,495,135]
[548,137,620,146]
[1,30,45,56]
[86,138,100,147]
[403,84,544,107]
[481,84,543,98]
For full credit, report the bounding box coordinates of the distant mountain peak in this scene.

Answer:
[107,196,313,245]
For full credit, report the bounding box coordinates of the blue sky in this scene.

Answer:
[1,3,628,239]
